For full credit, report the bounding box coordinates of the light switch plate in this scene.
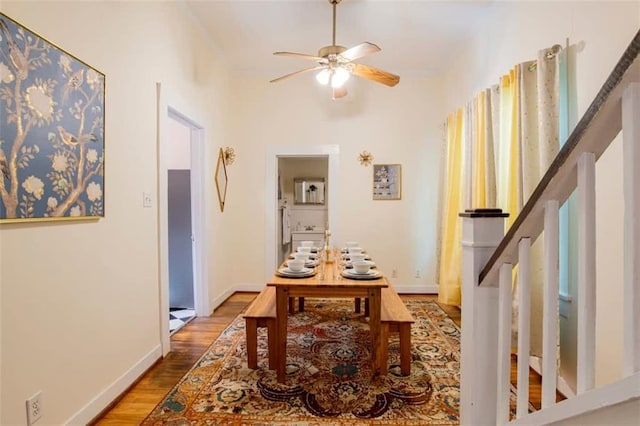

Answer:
[143,192,152,208]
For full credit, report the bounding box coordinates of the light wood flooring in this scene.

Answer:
[92,292,552,425]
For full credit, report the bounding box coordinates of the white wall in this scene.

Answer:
[167,117,192,170]
[0,1,230,424]
[443,1,639,389]
[226,74,444,292]
[1,1,635,423]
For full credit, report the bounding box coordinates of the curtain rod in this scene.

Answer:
[528,44,563,72]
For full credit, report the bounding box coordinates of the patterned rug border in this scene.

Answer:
[142,296,462,425]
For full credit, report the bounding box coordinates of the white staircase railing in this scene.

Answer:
[460,30,640,425]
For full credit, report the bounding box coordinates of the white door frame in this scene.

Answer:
[157,83,209,356]
[264,144,340,281]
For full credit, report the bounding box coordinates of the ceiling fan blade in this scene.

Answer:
[274,51,324,62]
[270,66,326,83]
[352,63,400,87]
[339,42,381,62]
[332,85,347,100]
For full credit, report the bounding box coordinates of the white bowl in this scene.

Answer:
[287,259,305,272]
[345,241,360,248]
[294,252,310,261]
[300,241,314,247]
[352,261,371,274]
[349,253,366,263]
[297,246,312,253]
[348,247,363,254]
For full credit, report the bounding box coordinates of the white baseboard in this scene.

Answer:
[210,286,236,312]
[529,355,576,398]
[394,284,439,294]
[557,375,576,398]
[65,345,162,425]
[530,355,543,375]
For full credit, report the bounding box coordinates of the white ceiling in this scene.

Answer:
[183,0,496,80]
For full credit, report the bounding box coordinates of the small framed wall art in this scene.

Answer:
[0,13,105,222]
[372,164,401,200]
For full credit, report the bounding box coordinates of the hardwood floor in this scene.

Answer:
[92,292,550,424]
[91,292,256,425]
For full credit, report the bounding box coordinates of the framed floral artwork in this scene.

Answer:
[373,164,401,200]
[0,12,105,222]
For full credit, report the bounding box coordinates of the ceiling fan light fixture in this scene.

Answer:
[270,0,400,95]
[316,68,331,85]
[331,66,350,88]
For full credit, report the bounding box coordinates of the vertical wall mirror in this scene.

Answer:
[215,148,228,212]
[294,178,325,205]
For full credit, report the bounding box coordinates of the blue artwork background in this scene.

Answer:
[0,13,104,220]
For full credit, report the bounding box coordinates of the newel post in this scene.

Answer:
[460,208,509,425]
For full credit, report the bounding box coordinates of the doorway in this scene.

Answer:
[277,157,329,266]
[157,82,209,355]
[166,117,195,333]
[264,145,340,280]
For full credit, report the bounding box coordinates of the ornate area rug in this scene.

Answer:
[143,298,462,425]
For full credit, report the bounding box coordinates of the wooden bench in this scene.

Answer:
[245,285,413,375]
[380,286,415,376]
[243,287,277,369]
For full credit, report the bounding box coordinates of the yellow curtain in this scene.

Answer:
[438,109,465,306]
[500,67,522,229]
[437,46,560,311]
[472,89,497,208]
[496,51,561,355]
[473,92,487,207]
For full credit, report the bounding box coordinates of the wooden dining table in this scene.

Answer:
[266,252,389,383]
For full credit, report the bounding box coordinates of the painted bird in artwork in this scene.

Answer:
[0,19,28,79]
[61,69,84,105]
[57,125,97,148]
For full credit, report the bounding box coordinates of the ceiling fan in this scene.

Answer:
[269,0,400,99]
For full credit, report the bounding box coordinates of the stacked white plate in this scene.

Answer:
[289,254,317,260]
[342,255,372,261]
[341,248,367,254]
[341,269,382,280]
[276,267,315,278]
[344,260,376,269]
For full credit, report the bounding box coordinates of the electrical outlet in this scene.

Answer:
[26,391,42,425]
[415,269,421,278]
[391,268,398,278]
